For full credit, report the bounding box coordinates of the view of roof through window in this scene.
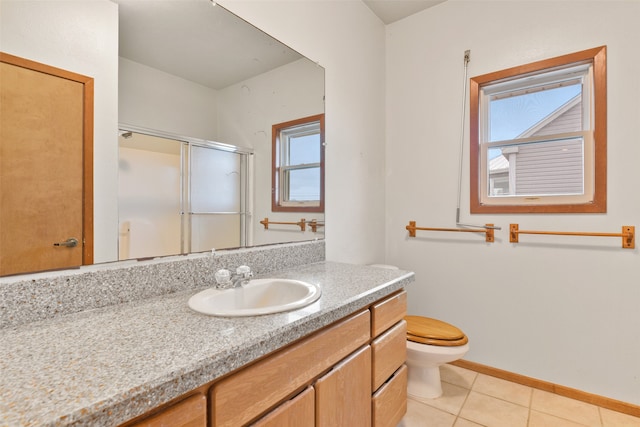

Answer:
[489,84,582,144]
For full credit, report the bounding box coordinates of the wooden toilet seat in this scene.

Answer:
[405,315,469,347]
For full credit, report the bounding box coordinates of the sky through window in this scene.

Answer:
[489,84,582,142]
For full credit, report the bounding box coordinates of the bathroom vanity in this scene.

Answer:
[0,247,413,427]
[125,288,407,427]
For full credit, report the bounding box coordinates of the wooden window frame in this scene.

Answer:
[272,114,325,213]
[470,46,607,214]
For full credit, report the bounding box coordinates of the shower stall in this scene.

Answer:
[118,128,252,260]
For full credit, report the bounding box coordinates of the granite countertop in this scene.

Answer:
[0,261,414,427]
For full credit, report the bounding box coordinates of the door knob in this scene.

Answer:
[53,238,79,248]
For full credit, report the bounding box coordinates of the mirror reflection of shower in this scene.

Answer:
[118,129,252,261]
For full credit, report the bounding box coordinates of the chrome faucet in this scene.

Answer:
[232,265,254,287]
[215,265,254,289]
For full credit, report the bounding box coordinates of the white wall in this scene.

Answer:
[385,0,640,404]
[217,58,325,246]
[0,0,119,263]
[220,0,387,264]
[119,57,220,140]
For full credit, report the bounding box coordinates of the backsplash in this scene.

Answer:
[0,240,325,329]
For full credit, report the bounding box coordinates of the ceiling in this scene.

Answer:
[363,0,447,24]
[114,0,446,91]
[115,0,302,90]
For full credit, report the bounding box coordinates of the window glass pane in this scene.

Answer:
[288,132,320,164]
[286,167,320,201]
[471,46,605,213]
[488,137,584,197]
[488,148,509,196]
[272,114,324,211]
[489,83,582,142]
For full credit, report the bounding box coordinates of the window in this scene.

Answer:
[470,46,606,213]
[272,114,324,212]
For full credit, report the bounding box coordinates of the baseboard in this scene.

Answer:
[451,359,640,418]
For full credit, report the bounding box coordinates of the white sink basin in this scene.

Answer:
[188,278,321,317]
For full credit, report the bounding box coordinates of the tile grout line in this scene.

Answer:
[527,385,534,427]
[407,366,640,427]
[451,387,470,426]
[530,390,607,427]
[460,375,534,409]
[454,370,479,426]
[451,360,640,419]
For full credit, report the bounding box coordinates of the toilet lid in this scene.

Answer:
[405,315,468,346]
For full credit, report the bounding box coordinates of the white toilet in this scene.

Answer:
[367,264,469,399]
[405,315,469,399]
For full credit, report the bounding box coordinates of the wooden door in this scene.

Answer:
[0,53,93,276]
[315,345,372,427]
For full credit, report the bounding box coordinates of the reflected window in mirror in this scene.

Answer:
[272,114,325,212]
[470,46,606,213]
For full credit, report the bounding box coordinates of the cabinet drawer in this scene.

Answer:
[371,320,406,392]
[251,387,315,427]
[372,365,408,427]
[128,393,206,427]
[211,310,370,427]
[371,290,407,337]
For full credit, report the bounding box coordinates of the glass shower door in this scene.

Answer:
[188,143,249,252]
[118,133,183,260]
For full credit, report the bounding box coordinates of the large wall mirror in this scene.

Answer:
[0,0,325,277]
[116,0,325,262]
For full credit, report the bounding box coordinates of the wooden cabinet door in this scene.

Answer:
[315,345,371,427]
[212,310,369,427]
[128,393,206,427]
[252,387,315,427]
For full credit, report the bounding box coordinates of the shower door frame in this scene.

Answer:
[118,124,253,258]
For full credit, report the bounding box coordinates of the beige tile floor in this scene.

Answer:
[398,364,640,427]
